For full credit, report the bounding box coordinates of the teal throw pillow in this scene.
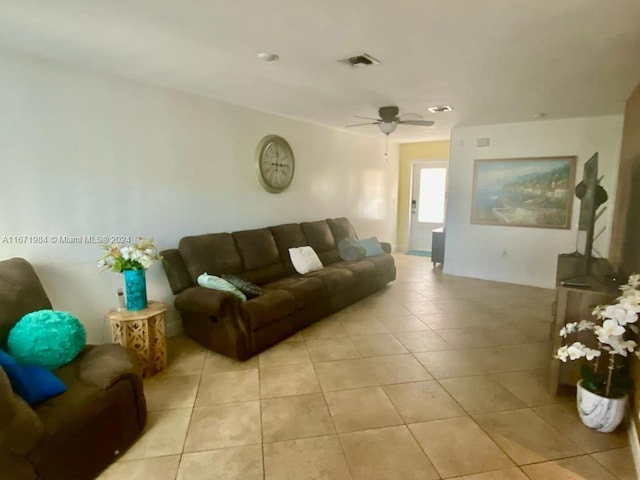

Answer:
[198,273,247,301]
[221,275,263,299]
[8,310,86,370]
[338,238,366,262]
[356,236,386,257]
[0,348,66,405]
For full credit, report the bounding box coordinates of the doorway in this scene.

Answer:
[408,160,448,252]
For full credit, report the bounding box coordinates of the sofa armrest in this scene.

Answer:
[380,242,392,254]
[0,367,44,456]
[76,344,143,390]
[160,249,193,295]
[174,286,238,315]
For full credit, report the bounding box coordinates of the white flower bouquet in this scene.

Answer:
[97,237,161,272]
[556,273,640,398]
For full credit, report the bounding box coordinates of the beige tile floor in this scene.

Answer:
[98,254,637,480]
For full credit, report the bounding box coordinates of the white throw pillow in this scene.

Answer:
[197,273,247,301]
[289,246,324,274]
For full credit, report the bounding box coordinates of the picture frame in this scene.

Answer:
[471,156,577,229]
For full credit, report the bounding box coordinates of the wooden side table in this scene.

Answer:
[106,301,168,377]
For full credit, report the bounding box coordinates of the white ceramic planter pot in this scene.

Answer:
[576,380,628,433]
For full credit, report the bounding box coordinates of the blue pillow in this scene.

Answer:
[8,310,86,370]
[357,236,386,257]
[0,348,66,406]
[338,238,366,262]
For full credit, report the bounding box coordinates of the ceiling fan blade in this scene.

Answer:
[353,115,382,121]
[345,122,379,128]
[397,112,422,121]
[399,119,435,126]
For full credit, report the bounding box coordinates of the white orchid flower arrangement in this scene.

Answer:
[97,237,161,273]
[556,273,640,397]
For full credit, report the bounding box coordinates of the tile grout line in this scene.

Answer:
[307,335,356,480]
[257,352,266,480]
[466,407,590,471]
[590,444,637,479]
[173,353,206,479]
[404,418,448,478]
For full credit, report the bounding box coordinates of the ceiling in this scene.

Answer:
[1,0,639,142]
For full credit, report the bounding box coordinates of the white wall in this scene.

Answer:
[445,116,623,288]
[0,50,399,341]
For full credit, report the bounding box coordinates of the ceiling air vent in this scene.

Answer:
[427,105,454,113]
[339,53,381,68]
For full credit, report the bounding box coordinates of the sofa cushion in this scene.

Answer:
[327,217,358,243]
[32,345,143,438]
[233,229,286,285]
[241,291,296,330]
[0,258,53,345]
[331,260,377,282]
[232,228,279,270]
[362,254,395,273]
[263,276,328,309]
[241,265,287,287]
[269,223,309,275]
[300,221,340,265]
[33,361,103,427]
[76,344,143,389]
[304,266,355,294]
[179,233,243,283]
[269,223,308,259]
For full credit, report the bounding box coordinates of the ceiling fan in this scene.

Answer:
[346,106,434,135]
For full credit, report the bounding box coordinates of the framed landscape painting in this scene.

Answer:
[471,156,576,229]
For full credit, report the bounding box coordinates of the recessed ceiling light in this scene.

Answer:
[532,112,546,119]
[257,52,279,62]
[427,105,454,113]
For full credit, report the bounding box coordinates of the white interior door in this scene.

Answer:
[409,161,448,252]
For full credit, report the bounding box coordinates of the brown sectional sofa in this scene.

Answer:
[161,218,396,360]
[0,258,147,480]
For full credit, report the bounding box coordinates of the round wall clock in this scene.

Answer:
[255,135,295,193]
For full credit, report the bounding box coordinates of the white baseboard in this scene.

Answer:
[629,419,640,479]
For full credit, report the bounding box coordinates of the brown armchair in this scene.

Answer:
[0,258,147,480]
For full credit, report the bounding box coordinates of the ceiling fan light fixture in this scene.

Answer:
[346,106,433,134]
[378,122,397,135]
[427,105,453,113]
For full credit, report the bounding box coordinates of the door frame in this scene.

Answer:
[406,158,449,251]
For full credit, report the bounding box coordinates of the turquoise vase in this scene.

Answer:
[123,269,147,311]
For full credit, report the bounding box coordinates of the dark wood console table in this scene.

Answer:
[431,228,445,267]
[548,254,619,394]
